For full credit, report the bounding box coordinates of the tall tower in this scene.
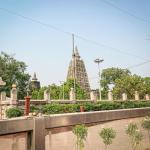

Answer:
[30,73,41,91]
[67,46,90,97]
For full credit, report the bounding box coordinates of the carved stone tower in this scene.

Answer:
[30,73,41,91]
[67,46,90,97]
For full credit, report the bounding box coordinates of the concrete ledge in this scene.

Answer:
[45,107,150,128]
[0,117,33,135]
[0,107,150,136]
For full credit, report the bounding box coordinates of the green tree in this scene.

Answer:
[49,84,61,99]
[60,79,87,100]
[101,68,130,99]
[142,77,150,96]
[72,124,88,150]
[0,52,30,99]
[113,75,144,99]
[99,128,116,150]
[31,87,47,99]
[32,80,88,100]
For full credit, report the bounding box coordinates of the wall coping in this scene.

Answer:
[0,107,149,136]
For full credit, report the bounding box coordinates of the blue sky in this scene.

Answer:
[0,0,150,88]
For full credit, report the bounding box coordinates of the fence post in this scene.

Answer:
[25,96,30,116]
[32,117,45,150]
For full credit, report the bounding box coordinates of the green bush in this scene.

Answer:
[30,105,39,113]
[126,123,143,150]
[99,128,116,150]
[72,124,88,150]
[42,104,79,114]
[31,101,150,115]
[6,107,23,118]
[141,116,150,143]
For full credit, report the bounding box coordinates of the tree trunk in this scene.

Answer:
[105,144,107,150]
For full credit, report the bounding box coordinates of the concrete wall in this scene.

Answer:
[46,117,149,150]
[0,108,150,150]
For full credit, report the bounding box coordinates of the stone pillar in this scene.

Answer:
[12,134,19,150]
[90,90,97,102]
[10,84,17,105]
[2,105,7,119]
[44,90,50,103]
[122,93,127,101]
[0,77,6,119]
[108,91,113,101]
[69,88,75,101]
[1,91,6,101]
[0,77,6,86]
[134,91,139,100]
[25,96,30,116]
[32,117,45,150]
[145,94,150,100]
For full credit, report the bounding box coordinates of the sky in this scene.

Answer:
[0,0,150,89]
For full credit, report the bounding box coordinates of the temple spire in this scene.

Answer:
[32,72,37,81]
[75,46,80,58]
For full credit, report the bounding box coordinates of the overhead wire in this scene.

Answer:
[127,60,150,69]
[101,0,150,24]
[0,7,149,62]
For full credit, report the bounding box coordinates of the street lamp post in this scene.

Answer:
[94,58,104,101]
[59,81,65,100]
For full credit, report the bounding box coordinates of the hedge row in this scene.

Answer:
[6,101,150,118]
[31,101,150,115]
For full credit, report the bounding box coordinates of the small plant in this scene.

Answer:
[132,131,143,150]
[126,123,143,150]
[99,128,116,150]
[141,116,150,143]
[126,123,138,136]
[72,124,88,150]
[6,107,23,118]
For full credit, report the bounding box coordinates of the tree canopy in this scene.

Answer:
[0,52,30,99]
[101,67,131,99]
[60,79,88,100]
[31,79,87,100]
[101,67,150,100]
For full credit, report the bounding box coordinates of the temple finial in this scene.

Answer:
[75,45,80,58]
[32,72,37,81]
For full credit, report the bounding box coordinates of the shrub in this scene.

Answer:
[132,131,143,150]
[126,123,143,150]
[83,103,94,111]
[126,123,138,136]
[6,107,23,118]
[141,116,150,143]
[99,128,116,150]
[31,101,150,115]
[72,124,88,150]
[30,105,39,113]
[42,104,79,114]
